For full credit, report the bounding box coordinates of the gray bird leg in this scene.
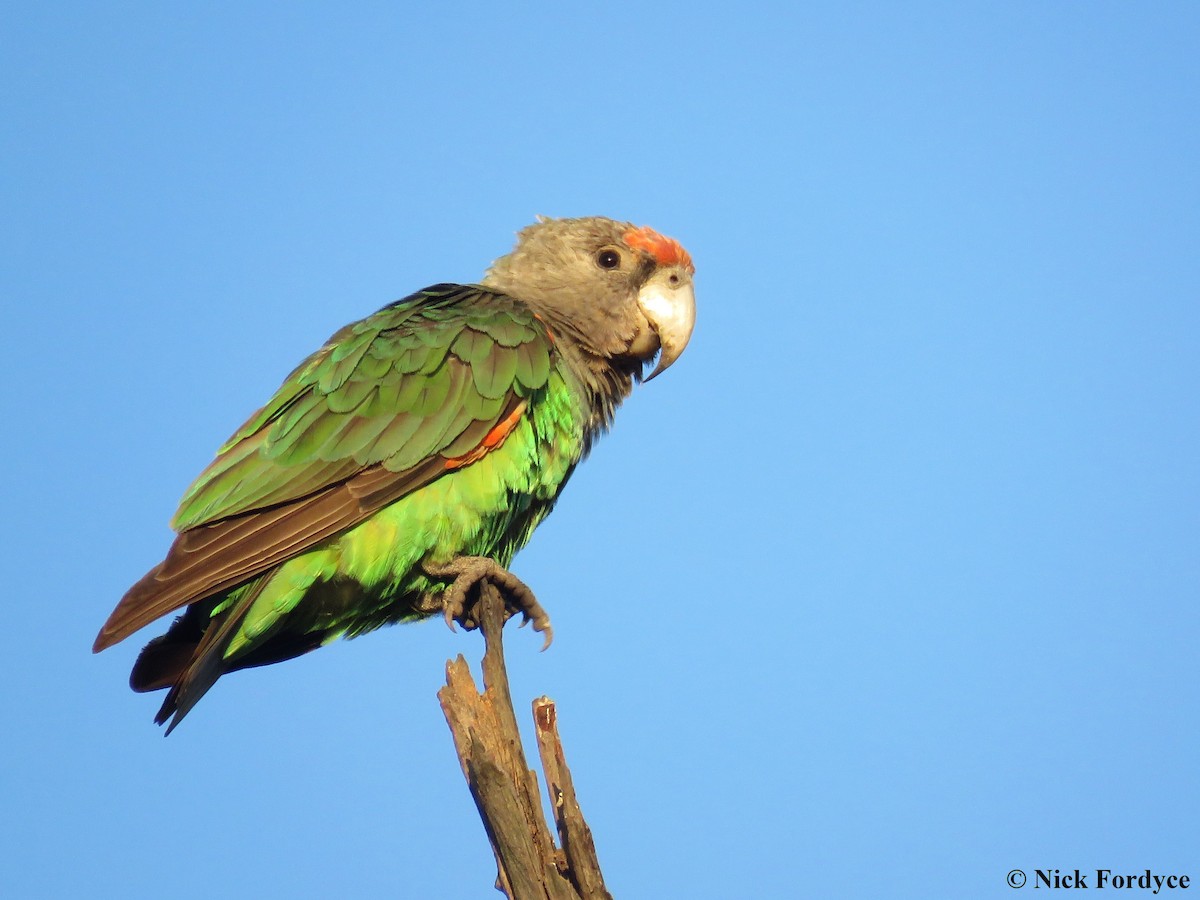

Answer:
[424,556,553,650]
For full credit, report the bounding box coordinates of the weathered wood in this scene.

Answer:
[533,698,610,899]
[438,581,610,899]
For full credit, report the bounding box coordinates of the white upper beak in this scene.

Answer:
[637,268,696,380]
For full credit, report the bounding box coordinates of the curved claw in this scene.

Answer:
[516,607,553,651]
[424,556,553,649]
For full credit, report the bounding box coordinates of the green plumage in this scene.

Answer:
[103,284,588,730]
[172,286,563,527]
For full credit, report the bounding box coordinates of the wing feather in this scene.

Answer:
[97,284,556,652]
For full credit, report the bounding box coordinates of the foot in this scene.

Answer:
[423,556,553,650]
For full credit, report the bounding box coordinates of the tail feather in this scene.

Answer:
[130,604,212,692]
[141,574,275,734]
[131,567,328,734]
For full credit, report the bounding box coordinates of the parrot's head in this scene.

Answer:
[482,216,696,381]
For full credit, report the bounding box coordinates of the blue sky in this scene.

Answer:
[3,4,1197,898]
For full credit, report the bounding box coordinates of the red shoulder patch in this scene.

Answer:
[622,226,695,273]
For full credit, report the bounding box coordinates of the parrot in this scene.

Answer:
[93,216,696,733]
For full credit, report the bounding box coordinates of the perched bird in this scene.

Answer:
[94,216,696,733]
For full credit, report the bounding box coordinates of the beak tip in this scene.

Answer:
[643,353,673,382]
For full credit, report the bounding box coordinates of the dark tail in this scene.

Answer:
[129,569,323,735]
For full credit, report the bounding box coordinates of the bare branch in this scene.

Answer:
[438,581,610,899]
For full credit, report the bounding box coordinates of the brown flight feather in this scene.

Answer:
[93,457,445,653]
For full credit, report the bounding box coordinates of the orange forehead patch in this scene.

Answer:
[622,226,695,273]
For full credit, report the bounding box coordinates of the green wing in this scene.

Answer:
[172,284,552,529]
[95,284,555,651]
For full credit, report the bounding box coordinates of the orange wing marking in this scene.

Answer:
[531,312,556,346]
[443,401,528,470]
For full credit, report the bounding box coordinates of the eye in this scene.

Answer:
[596,248,622,270]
